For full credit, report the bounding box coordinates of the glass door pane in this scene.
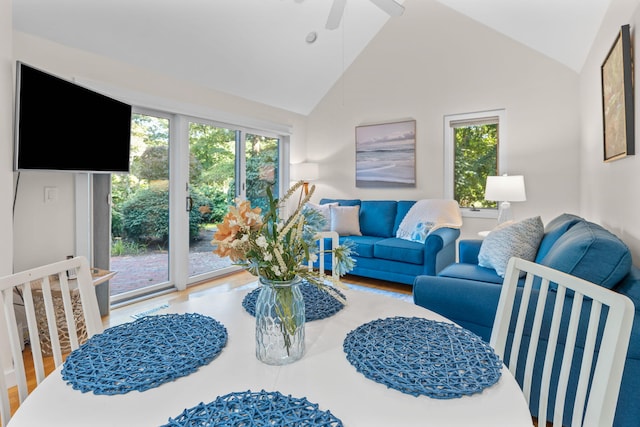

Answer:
[245,133,279,210]
[110,113,171,301]
[187,121,237,279]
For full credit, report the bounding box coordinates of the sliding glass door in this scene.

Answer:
[110,112,171,302]
[104,111,283,303]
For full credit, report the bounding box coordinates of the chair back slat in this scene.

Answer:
[490,257,634,427]
[0,256,103,426]
[309,231,339,278]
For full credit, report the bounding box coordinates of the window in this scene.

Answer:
[444,110,506,215]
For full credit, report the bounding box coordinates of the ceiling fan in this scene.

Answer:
[326,0,405,30]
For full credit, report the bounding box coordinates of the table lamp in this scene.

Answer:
[290,162,319,195]
[484,174,526,224]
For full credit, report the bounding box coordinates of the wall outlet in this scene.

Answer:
[44,186,58,204]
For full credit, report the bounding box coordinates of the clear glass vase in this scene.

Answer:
[255,276,305,365]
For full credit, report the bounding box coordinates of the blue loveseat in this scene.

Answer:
[317,199,460,285]
[413,214,640,427]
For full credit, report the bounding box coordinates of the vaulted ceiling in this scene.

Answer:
[12,0,611,115]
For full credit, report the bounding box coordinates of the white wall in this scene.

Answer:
[579,0,640,264]
[11,32,307,272]
[306,0,582,240]
[0,0,13,276]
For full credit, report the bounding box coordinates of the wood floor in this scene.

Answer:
[6,271,412,420]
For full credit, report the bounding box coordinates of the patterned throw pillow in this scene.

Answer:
[305,202,337,231]
[478,216,544,277]
[410,221,435,243]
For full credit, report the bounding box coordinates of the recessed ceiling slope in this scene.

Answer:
[13,0,611,115]
[436,0,612,72]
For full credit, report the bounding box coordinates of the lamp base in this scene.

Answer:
[497,201,513,224]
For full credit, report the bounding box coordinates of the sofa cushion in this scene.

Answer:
[340,235,382,258]
[539,221,632,289]
[330,205,362,236]
[359,201,397,238]
[393,201,416,235]
[374,238,424,265]
[320,198,361,207]
[438,263,504,284]
[535,213,583,263]
[478,216,544,277]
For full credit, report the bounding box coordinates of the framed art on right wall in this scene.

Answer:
[601,24,635,162]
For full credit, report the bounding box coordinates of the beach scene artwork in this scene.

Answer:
[356,120,416,188]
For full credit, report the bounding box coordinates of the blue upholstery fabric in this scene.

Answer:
[535,213,582,263]
[373,238,424,265]
[340,235,381,258]
[315,199,459,284]
[539,221,631,289]
[458,240,482,264]
[359,201,397,238]
[412,214,639,427]
[438,263,503,284]
[320,198,360,207]
[393,201,416,235]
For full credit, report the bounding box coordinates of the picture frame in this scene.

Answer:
[355,120,416,188]
[601,24,635,162]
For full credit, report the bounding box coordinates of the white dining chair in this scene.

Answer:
[0,256,103,426]
[309,231,339,279]
[490,257,634,427]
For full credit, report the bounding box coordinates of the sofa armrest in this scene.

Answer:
[423,227,460,275]
[413,275,502,341]
[458,239,483,264]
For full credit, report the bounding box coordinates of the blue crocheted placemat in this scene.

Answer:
[162,390,343,427]
[242,281,345,321]
[343,317,502,399]
[62,313,228,395]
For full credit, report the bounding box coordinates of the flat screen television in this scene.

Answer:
[14,61,132,173]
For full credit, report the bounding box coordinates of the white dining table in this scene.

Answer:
[8,285,533,427]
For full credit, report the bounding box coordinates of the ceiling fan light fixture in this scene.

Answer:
[305,31,318,44]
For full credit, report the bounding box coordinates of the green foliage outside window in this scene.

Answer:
[111,114,280,252]
[454,124,498,208]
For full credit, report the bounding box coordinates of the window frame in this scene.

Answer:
[444,109,507,219]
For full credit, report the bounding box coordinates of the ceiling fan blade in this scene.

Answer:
[326,0,347,30]
[369,0,404,16]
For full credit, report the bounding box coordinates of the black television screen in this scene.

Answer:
[14,62,132,173]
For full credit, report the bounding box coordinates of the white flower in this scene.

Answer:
[240,234,249,242]
[271,265,281,276]
[256,235,268,248]
[263,252,273,261]
[309,253,318,263]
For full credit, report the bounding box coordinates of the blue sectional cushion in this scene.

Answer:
[373,238,424,265]
[539,221,632,289]
[535,213,583,263]
[393,201,416,235]
[320,198,361,207]
[340,235,381,258]
[359,201,397,238]
[438,263,504,284]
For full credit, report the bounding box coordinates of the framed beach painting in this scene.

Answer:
[601,24,635,162]
[355,120,416,188]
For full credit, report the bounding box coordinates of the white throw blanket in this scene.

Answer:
[396,199,463,241]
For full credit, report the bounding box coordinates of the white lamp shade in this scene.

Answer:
[291,162,319,181]
[485,175,526,202]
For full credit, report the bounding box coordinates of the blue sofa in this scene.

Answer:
[317,199,460,285]
[413,214,640,427]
